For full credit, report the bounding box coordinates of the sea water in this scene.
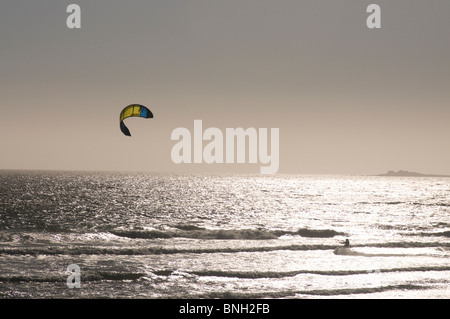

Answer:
[0,170,448,298]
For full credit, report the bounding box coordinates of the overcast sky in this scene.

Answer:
[1,0,449,175]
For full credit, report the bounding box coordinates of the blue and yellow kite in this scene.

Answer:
[119,104,153,136]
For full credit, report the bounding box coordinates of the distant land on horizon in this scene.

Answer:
[376,170,450,177]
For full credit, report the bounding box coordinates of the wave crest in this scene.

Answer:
[109,226,344,240]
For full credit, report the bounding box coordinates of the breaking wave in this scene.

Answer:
[0,271,146,283]
[0,244,336,256]
[405,231,450,238]
[109,226,345,240]
[155,266,450,279]
[173,283,435,299]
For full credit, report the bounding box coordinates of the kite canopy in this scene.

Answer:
[120,104,153,136]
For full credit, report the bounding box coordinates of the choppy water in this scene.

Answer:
[0,170,448,298]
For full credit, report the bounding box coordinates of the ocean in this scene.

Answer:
[0,170,448,299]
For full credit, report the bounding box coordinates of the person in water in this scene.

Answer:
[344,239,350,247]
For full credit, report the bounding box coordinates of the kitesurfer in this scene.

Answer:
[343,238,350,247]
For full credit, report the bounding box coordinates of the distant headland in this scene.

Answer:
[376,170,450,177]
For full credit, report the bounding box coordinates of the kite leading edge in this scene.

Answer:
[120,104,153,136]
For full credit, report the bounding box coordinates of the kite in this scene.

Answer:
[119,104,153,136]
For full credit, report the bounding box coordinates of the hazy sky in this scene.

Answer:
[1,0,449,175]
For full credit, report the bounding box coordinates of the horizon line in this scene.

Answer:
[1,167,449,177]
